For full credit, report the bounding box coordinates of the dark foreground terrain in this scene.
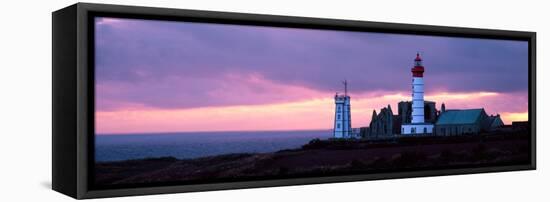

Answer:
[95,131,530,188]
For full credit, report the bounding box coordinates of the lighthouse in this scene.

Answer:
[411,53,425,124]
[333,80,352,138]
[401,53,434,135]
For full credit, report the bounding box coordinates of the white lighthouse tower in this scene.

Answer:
[401,53,434,135]
[333,80,352,138]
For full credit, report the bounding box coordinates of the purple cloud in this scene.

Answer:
[94,17,529,111]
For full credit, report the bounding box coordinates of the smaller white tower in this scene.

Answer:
[333,80,352,138]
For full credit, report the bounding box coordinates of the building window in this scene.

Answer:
[337,114,341,119]
[424,127,427,133]
[337,123,340,129]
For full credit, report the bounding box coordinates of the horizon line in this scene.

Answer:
[96,128,334,136]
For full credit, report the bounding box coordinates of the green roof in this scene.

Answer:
[436,109,484,125]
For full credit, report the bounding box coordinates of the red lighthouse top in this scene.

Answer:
[415,53,422,61]
[411,53,424,77]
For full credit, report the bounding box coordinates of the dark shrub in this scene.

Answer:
[302,138,325,149]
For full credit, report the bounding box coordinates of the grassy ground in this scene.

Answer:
[94,131,530,188]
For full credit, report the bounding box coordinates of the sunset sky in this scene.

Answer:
[94,17,529,134]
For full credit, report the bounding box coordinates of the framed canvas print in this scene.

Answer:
[52,3,536,199]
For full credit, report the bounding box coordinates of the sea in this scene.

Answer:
[95,129,332,162]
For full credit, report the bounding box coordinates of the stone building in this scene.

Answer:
[363,105,397,138]
[485,114,505,131]
[511,121,529,130]
[361,101,440,138]
[397,101,438,125]
[434,108,503,136]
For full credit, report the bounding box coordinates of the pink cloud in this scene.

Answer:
[96,89,527,134]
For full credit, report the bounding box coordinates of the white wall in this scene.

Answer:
[0,0,547,201]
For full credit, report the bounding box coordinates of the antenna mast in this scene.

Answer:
[343,80,348,96]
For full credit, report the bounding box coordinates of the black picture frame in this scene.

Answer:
[52,2,536,199]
